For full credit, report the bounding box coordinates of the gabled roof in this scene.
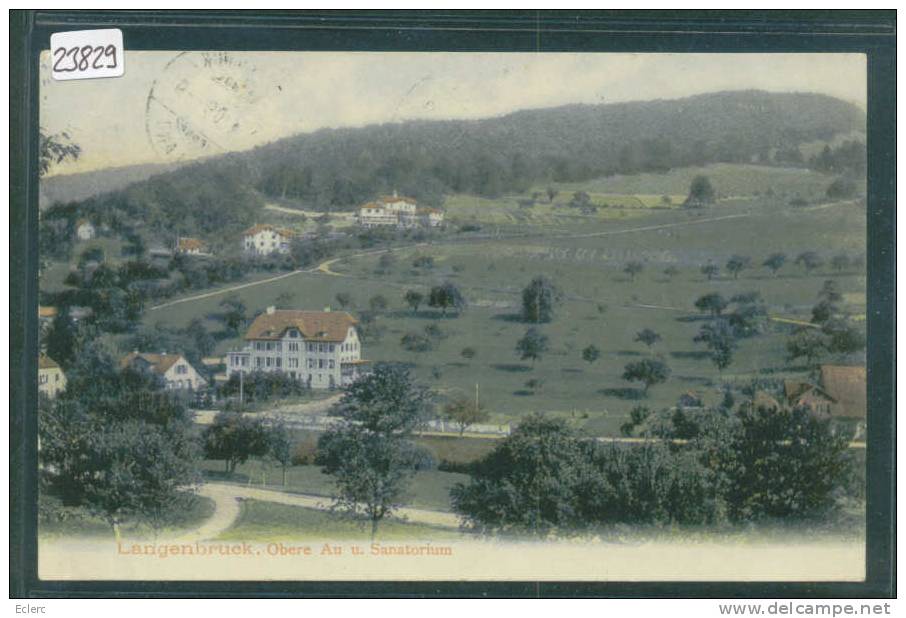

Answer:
[242,224,295,238]
[178,237,207,251]
[378,194,417,205]
[120,352,185,375]
[244,310,358,342]
[38,354,61,370]
[38,305,58,319]
[359,202,385,211]
[783,380,831,403]
[820,365,867,419]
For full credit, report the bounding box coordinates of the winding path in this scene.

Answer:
[168,482,461,543]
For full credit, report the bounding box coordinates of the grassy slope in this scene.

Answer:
[142,166,865,433]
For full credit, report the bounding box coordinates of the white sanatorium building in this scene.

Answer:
[226,307,370,389]
[357,192,444,228]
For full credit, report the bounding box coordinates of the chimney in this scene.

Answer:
[266,305,276,315]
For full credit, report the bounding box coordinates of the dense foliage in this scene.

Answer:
[452,397,855,536]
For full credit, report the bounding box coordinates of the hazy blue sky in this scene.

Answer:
[40,51,866,175]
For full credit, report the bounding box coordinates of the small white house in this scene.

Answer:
[177,237,209,256]
[120,351,208,391]
[75,220,96,241]
[418,207,445,227]
[38,354,67,399]
[242,224,294,256]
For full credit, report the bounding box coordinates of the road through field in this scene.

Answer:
[168,482,461,543]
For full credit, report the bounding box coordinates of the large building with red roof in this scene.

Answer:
[226,306,369,389]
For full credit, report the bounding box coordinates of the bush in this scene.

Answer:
[290,435,320,465]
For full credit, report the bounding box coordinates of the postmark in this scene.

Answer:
[145,52,270,161]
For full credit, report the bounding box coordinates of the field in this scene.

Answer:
[216,500,464,542]
[201,460,468,512]
[144,164,865,433]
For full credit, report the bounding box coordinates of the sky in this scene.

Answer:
[39,51,867,176]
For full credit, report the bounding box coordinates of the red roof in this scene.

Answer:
[244,310,358,342]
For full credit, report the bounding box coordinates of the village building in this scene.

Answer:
[417,206,445,227]
[357,192,444,229]
[176,237,210,256]
[226,306,370,389]
[242,224,295,256]
[120,351,208,391]
[75,219,96,241]
[38,306,58,334]
[38,354,67,399]
[783,364,866,420]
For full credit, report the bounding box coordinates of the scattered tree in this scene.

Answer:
[521,275,563,323]
[428,282,466,316]
[443,396,490,436]
[218,295,247,335]
[684,175,716,207]
[634,328,662,349]
[546,187,559,203]
[582,344,601,365]
[663,265,680,281]
[831,253,851,273]
[460,347,477,361]
[694,293,728,317]
[623,261,644,282]
[725,255,751,280]
[403,289,424,313]
[202,412,272,474]
[763,252,787,276]
[786,327,826,366]
[700,263,720,281]
[694,319,737,373]
[317,365,430,539]
[515,328,549,367]
[368,294,388,313]
[335,292,353,309]
[622,358,670,395]
[795,251,824,275]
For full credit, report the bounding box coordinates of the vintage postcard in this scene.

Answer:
[35,49,870,582]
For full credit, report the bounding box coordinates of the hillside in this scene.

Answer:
[50,90,864,239]
[39,161,184,209]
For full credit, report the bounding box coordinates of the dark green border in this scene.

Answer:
[9,9,896,599]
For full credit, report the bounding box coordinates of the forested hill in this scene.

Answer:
[39,161,184,210]
[56,90,864,238]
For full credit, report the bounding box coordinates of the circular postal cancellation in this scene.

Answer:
[145,51,268,161]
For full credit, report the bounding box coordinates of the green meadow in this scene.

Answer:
[144,164,865,434]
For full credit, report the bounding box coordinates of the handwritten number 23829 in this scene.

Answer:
[52,44,117,73]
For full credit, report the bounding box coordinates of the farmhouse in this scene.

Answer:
[357,191,444,228]
[38,354,67,399]
[242,224,294,256]
[75,219,96,240]
[177,237,209,256]
[783,365,866,420]
[226,306,369,389]
[120,351,208,391]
